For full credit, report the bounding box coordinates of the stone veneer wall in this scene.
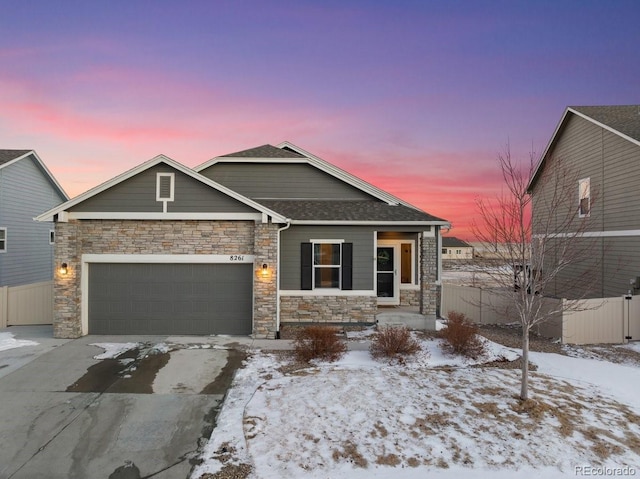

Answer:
[419,234,440,316]
[280,295,377,323]
[253,223,278,338]
[53,219,273,338]
[400,289,420,307]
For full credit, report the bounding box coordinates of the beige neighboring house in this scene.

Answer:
[442,237,473,260]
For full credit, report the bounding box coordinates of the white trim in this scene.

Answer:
[400,284,420,291]
[279,290,376,297]
[66,212,264,221]
[293,220,449,226]
[82,254,256,264]
[35,154,287,223]
[310,238,345,243]
[533,229,640,238]
[376,241,400,305]
[0,227,6,253]
[156,172,175,213]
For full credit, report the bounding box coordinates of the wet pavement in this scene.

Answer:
[0,332,247,479]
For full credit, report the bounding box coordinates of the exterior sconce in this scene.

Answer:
[59,263,68,275]
[261,263,269,277]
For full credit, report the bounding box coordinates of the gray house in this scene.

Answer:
[528,105,640,299]
[0,150,68,287]
[38,142,449,338]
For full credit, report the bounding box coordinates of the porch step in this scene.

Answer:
[376,309,437,331]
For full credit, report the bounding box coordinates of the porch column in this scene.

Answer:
[419,230,440,317]
[253,222,278,338]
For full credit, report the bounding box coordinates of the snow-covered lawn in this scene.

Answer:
[192,336,640,479]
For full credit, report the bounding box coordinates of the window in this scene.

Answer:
[314,243,341,288]
[442,248,447,254]
[456,249,462,255]
[156,173,175,201]
[49,230,55,245]
[401,242,415,284]
[0,228,6,252]
[301,241,353,290]
[579,178,590,217]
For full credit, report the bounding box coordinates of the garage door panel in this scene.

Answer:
[89,263,252,335]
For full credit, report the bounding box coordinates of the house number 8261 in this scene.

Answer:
[229,255,245,261]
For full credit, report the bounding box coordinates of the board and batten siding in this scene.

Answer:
[0,156,65,286]
[199,163,376,200]
[70,163,257,213]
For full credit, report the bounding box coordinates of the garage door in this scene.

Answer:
[88,263,253,335]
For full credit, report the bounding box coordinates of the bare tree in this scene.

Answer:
[472,148,598,401]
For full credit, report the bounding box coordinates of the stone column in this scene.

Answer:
[54,220,82,338]
[419,231,440,317]
[253,222,278,338]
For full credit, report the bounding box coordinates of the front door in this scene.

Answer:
[377,245,399,305]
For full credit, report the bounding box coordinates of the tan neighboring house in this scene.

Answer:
[442,237,473,260]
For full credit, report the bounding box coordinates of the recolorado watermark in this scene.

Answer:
[576,466,637,476]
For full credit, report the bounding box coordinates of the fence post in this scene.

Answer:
[0,286,7,329]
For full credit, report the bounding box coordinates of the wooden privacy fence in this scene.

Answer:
[0,280,53,328]
[441,284,639,344]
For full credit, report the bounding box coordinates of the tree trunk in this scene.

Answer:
[520,327,529,401]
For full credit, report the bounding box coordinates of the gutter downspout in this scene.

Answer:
[276,219,292,339]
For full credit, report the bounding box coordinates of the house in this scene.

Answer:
[527,105,640,299]
[441,237,473,260]
[37,142,449,338]
[0,150,68,287]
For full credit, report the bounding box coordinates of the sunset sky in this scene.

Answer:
[2,1,639,240]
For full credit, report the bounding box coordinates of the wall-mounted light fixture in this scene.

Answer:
[59,263,68,275]
[261,263,269,277]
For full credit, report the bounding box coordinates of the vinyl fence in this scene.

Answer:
[0,280,53,328]
[441,284,639,345]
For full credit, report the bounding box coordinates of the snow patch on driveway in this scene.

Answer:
[0,332,38,351]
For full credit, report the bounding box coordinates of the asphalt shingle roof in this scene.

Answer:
[571,105,640,142]
[0,149,31,166]
[442,236,472,248]
[222,144,306,158]
[258,200,446,222]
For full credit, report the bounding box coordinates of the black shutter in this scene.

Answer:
[341,243,353,290]
[301,243,313,290]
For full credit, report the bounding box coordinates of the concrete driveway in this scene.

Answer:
[0,327,248,479]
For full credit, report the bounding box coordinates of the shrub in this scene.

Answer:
[370,326,421,362]
[293,325,347,363]
[440,311,485,359]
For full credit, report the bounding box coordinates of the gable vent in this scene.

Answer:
[156,173,175,211]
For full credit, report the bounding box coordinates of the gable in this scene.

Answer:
[199,162,378,200]
[69,163,258,214]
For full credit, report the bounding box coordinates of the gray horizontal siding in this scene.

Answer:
[281,226,376,290]
[200,163,376,200]
[0,156,66,286]
[71,163,257,213]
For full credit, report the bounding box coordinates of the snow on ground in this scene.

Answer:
[192,336,640,479]
[0,332,38,351]
[90,342,140,359]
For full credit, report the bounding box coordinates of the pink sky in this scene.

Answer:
[1,1,639,240]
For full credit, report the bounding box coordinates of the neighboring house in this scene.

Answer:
[0,150,68,287]
[441,237,473,260]
[37,142,449,338]
[527,105,640,299]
